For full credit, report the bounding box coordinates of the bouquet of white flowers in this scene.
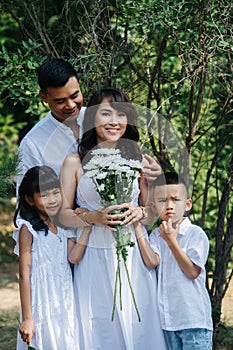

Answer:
[83,148,142,321]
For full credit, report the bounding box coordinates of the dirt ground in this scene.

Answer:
[0,259,232,350]
[0,260,20,349]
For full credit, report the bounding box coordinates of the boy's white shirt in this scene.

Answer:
[149,217,213,331]
[16,107,85,191]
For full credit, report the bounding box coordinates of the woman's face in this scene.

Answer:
[95,98,127,148]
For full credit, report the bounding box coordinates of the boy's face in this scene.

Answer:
[39,76,83,123]
[152,184,192,224]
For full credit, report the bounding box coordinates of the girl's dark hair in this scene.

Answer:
[38,58,79,94]
[78,87,142,165]
[14,166,60,233]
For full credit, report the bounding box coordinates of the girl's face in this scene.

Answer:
[95,98,127,148]
[28,188,62,218]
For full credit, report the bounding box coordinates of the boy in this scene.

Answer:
[149,172,213,350]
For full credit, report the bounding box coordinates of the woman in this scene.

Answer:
[59,87,168,349]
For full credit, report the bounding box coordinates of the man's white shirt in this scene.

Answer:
[17,107,85,190]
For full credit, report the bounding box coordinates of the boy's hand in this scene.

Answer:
[159,218,179,243]
[133,220,142,232]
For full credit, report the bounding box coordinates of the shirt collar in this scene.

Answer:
[178,217,192,236]
[48,110,80,129]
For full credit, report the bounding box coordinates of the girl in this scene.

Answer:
[13,166,79,350]
[59,87,168,349]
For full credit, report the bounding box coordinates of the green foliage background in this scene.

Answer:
[0,0,232,346]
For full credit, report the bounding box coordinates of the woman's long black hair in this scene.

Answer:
[14,166,60,233]
[79,87,142,166]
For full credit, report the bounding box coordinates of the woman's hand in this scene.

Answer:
[19,319,34,345]
[83,205,128,231]
[117,203,144,226]
[77,204,145,230]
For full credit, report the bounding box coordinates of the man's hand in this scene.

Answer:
[142,154,162,183]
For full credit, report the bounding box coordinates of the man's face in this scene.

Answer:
[39,76,83,123]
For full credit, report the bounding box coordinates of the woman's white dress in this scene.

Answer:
[13,219,79,350]
[74,175,168,350]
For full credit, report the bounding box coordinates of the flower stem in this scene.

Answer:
[119,257,123,310]
[123,259,141,322]
[111,252,121,321]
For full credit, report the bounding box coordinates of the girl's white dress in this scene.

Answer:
[74,175,168,350]
[13,219,79,350]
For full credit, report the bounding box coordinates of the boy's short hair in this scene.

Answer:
[38,58,78,93]
[152,172,188,191]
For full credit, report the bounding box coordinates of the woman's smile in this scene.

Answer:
[95,98,127,145]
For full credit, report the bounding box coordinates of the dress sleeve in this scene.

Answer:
[60,227,77,239]
[12,218,38,256]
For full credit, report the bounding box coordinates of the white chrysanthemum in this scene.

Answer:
[91,148,120,157]
[126,170,139,178]
[128,159,142,169]
[98,184,105,191]
[85,169,99,178]
[109,194,116,200]
[96,172,107,180]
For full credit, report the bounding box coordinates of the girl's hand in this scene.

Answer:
[19,319,34,345]
[72,207,88,216]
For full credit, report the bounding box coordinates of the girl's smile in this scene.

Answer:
[27,188,62,218]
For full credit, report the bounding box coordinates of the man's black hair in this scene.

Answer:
[38,58,78,93]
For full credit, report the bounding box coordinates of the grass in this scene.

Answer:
[0,310,19,350]
[214,323,233,350]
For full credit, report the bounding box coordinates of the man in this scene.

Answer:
[17,58,85,189]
